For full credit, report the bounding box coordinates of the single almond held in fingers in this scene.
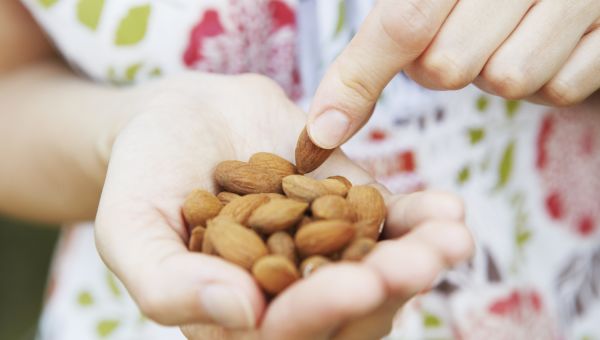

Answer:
[267,232,297,264]
[188,226,206,252]
[182,189,223,227]
[217,191,240,205]
[300,255,331,277]
[252,255,299,295]
[341,237,376,261]
[295,127,334,174]
[346,185,386,240]
[215,161,283,194]
[207,217,268,270]
[219,193,270,224]
[249,152,297,178]
[311,195,354,221]
[282,175,328,202]
[295,219,355,256]
[248,199,309,234]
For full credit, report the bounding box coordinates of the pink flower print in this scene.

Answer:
[536,108,600,237]
[182,0,301,100]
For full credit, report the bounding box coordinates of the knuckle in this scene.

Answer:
[483,66,533,99]
[380,0,438,51]
[135,281,172,324]
[336,57,381,105]
[543,80,584,107]
[420,53,474,89]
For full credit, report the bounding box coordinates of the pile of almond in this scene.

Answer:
[183,130,386,296]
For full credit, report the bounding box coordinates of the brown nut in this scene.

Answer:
[216,192,241,205]
[188,226,206,252]
[182,189,223,227]
[248,199,308,234]
[215,161,282,194]
[249,152,297,178]
[207,217,268,270]
[311,195,354,221]
[295,220,355,256]
[295,127,334,174]
[300,255,331,277]
[341,237,376,261]
[252,255,299,295]
[346,185,386,240]
[219,193,270,224]
[282,175,328,202]
[267,232,297,264]
[327,176,352,190]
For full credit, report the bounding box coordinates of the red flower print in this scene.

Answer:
[460,289,559,340]
[182,0,301,100]
[536,108,600,237]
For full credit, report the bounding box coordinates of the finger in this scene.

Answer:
[307,0,456,149]
[406,0,534,90]
[477,0,600,99]
[180,323,259,340]
[533,25,600,106]
[364,220,474,298]
[383,191,465,238]
[96,195,265,328]
[260,264,386,340]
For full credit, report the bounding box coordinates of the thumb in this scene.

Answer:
[307,0,455,149]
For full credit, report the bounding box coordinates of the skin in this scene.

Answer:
[1,1,474,339]
[307,0,600,150]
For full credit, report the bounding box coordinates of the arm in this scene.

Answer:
[0,1,138,223]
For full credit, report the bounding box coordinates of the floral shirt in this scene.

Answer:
[22,0,600,339]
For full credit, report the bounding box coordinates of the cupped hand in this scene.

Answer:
[307,0,600,149]
[95,73,474,339]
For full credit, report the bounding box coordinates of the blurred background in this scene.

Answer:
[0,216,58,340]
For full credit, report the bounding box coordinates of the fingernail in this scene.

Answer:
[200,284,255,329]
[308,110,350,149]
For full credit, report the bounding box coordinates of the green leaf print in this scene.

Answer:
[77,0,104,30]
[106,271,122,297]
[38,0,59,8]
[97,319,120,337]
[149,67,162,77]
[476,95,489,112]
[125,62,143,82]
[516,229,531,247]
[115,5,151,46]
[495,140,516,189]
[423,312,442,328]
[77,291,94,306]
[457,165,470,185]
[334,0,346,37]
[505,100,520,119]
[468,127,485,145]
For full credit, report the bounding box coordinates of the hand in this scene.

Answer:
[95,73,474,339]
[307,0,600,149]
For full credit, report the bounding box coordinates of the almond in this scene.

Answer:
[267,232,297,264]
[219,193,270,224]
[217,191,241,205]
[295,220,355,256]
[249,152,297,178]
[320,178,350,197]
[282,175,328,202]
[295,127,334,174]
[252,255,299,295]
[207,217,268,270]
[202,229,217,255]
[328,176,352,190]
[265,193,287,200]
[215,162,282,194]
[248,199,308,234]
[188,226,205,252]
[182,189,223,227]
[346,185,386,240]
[341,237,376,261]
[299,255,331,277]
[311,195,354,221]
